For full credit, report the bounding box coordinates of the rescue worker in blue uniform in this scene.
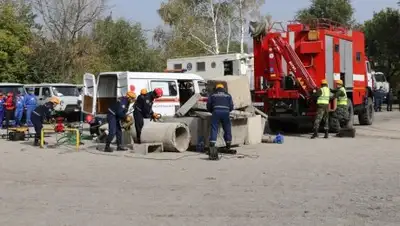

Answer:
[206,83,234,160]
[104,91,137,152]
[25,88,37,126]
[14,91,24,126]
[31,97,60,146]
[133,88,163,144]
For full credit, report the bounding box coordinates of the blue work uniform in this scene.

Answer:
[14,95,24,126]
[206,88,234,147]
[25,93,37,126]
[0,96,5,128]
[31,102,55,145]
[133,92,156,144]
[106,97,129,147]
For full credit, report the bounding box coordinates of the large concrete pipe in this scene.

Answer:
[130,121,191,152]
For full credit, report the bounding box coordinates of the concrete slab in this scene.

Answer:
[206,76,252,109]
[175,94,201,117]
[245,115,264,145]
[131,143,164,155]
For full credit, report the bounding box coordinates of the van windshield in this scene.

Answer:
[52,86,79,97]
[374,74,386,82]
[0,85,25,95]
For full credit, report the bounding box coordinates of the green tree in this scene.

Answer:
[0,2,34,82]
[92,17,164,72]
[296,0,355,26]
[363,8,400,83]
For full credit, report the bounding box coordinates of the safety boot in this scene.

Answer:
[311,130,318,139]
[104,143,113,152]
[208,143,219,160]
[117,146,128,151]
[225,141,231,150]
[324,130,329,139]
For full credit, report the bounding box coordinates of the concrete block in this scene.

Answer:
[131,143,164,155]
[245,115,264,145]
[206,76,252,109]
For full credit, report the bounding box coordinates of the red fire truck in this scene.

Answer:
[250,19,374,132]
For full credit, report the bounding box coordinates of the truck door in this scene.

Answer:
[82,73,97,115]
[150,79,179,116]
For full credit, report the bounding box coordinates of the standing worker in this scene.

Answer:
[4,92,15,128]
[14,91,24,127]
[104,91,137,152]
[0,91,5,129]
[386,88,393,111]
[332,80,349,131]
[25,88,37,127]
[31,97,60,146]
[133,88,163,144]
[311,79,330,139]
[206,83,234,160]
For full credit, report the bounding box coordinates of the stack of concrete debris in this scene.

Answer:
[165,76,267,148]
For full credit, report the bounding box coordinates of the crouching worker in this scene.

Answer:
[31,97,60,146]
[206,83,234,160]
[133,88,163,144]
[104,91,136,152]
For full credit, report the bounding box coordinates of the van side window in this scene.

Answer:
[150,81,178,97]
[34,88,40,95]
[42,87,51,97]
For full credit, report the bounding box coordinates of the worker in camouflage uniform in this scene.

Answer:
[332,79,349,131]
[311,79,330,139]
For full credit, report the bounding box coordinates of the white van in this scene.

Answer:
[24,83,80,114]
[0,83,26,95]
[82,71,206,117]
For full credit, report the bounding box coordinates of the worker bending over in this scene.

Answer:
[311,79,330,139]
[31,97,60,146]
[133,88,163,144]
[104,91,136,152]
[332,80,349,131]
[206,83,234,160]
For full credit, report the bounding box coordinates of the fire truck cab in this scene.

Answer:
[251,19,374,132]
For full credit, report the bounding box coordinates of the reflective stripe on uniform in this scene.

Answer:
[214,105,230,110]
[108,108,116,115]
[317,86,330,105]
[32,111,41,116]
[337,87,348,106]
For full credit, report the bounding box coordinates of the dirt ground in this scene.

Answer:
[1,111,400,226]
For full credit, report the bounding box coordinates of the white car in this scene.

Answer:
[25,83,81,120]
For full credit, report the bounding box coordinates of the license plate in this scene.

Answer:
[74,109,80,112]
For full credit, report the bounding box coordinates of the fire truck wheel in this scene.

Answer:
[267,119,281,133]
[345,99,354,128]
[328,116,340,133]
[358,97,374,125]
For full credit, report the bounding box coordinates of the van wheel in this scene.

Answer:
[358,97,374,125]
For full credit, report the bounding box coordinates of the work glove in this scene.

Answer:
[152,113,161,120]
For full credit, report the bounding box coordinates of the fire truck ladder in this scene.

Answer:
[270,36,317,97]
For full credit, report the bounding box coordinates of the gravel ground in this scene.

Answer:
[1,111,400,226]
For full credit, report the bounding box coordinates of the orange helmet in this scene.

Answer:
[321,79,328,85]
[140,88,147,95]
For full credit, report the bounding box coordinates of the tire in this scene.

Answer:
[346,99,354,128]
[358,97,374,125]
[328,114,340,133]
[268,118,281,133]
